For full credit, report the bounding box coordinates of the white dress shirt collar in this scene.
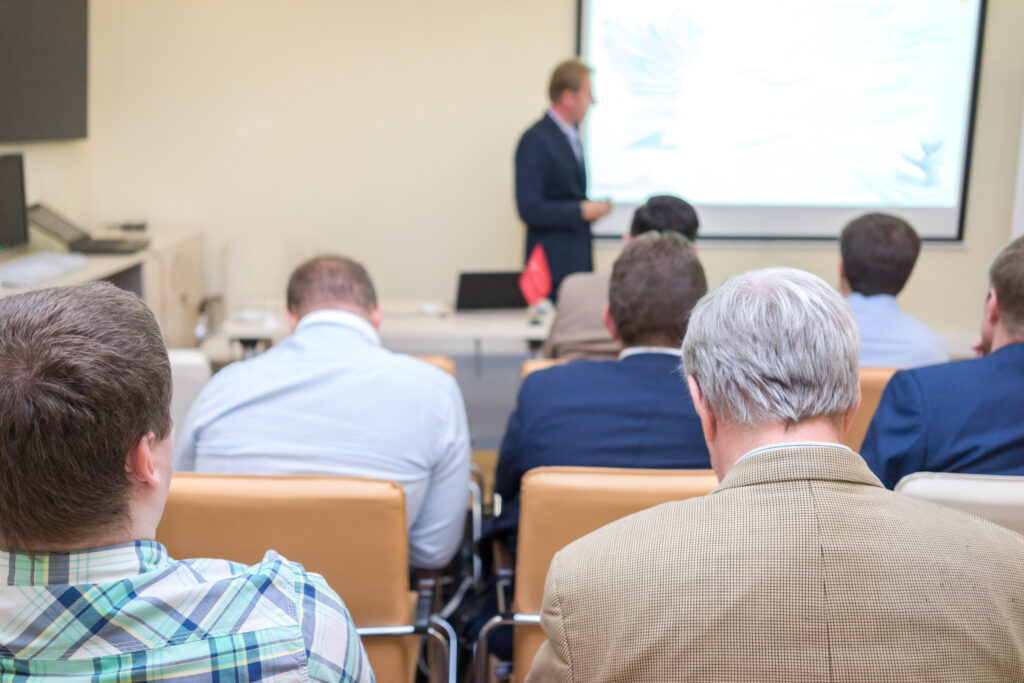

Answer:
[295,309,381,347]
[618,346,683,360]
[736,441,853,464]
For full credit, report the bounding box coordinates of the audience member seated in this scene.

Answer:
[527,267,1024,682]
[0,283,372,682]
[176,255,470,570]
[839,212,947,367]
[542,194,700,360]
[492,231,710,555]
[862,236,1024,488]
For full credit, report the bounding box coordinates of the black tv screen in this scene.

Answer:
[0,0,88,142]
[0,155,28,251]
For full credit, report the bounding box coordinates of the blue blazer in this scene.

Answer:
[514,114,592,297]
[490,353,711,552]
[861,343,1024,489]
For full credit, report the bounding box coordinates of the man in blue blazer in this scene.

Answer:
[861,236,1024,489]
[515,59,611,298]
[491,231,710,554]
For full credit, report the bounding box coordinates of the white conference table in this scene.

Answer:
[221,299,553,361]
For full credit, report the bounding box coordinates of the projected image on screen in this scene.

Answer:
[581,0,984,239]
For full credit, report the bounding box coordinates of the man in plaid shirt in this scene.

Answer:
[0,282,373,682]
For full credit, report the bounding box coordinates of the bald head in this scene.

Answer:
[286,255,378,320]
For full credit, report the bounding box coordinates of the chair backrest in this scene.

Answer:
[156,473,417,682]
[842,367,896,452]
[415,354,456,377]
[895,472,1024,535]
[167,348,211,431]
[512,466,719,678]
[520,357,566,380]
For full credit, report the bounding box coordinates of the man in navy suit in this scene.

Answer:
[515,59,612,298]
[861,236,1024,489]
[491,231,710,554]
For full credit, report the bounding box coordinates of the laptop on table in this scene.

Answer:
[29,203,149,254]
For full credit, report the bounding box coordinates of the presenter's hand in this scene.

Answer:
[581,200,612,222]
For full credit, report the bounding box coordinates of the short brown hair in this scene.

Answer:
[286,255,378,318]
[990,236,1024,336]
[0,283,171,550]
[609,231,707,347]
[548,59,592,104]
[840,213,921,296]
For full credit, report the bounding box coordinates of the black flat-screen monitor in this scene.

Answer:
[0,0,88,142]
[455,272,528,310]
[0,155,29,252]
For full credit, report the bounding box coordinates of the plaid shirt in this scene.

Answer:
[0,541,374,682]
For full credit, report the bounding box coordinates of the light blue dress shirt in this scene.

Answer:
[175,309,471,569]
[846,293,948,369]
[547,108,583,162]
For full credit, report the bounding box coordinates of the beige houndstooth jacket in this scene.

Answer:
[526,444,1024,682]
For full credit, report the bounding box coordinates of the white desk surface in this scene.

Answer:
[222,299,553,346]
[0,230,195,297]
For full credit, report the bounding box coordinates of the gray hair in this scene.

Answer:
[681,267,859,426]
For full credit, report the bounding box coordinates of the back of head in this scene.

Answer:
[548,58,591,103]
[840,212,921,296]
[609,231,707,348]
[682,267,859,426]
[286,254,378,320]
[0,282,171,551]
[630,195,700,241]
[990,235,1024,337]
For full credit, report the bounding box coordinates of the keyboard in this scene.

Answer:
[0,251,89,288]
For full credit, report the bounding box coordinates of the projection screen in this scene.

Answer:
[579,0,986,239]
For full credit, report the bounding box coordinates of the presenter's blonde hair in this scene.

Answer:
[548,59,592,103]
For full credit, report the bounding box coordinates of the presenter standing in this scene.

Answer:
[515,59,611,300]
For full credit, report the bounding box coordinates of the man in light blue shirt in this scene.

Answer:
[176,255,471,570]
[839,213,947,368]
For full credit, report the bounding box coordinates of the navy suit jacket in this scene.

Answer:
[515,113,592,297]
[861,342,1024,489]
[490,352,711,553]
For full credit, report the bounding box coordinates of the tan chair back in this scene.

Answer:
[842,367,897,452]
[520,358,567,380]
[157,473,417,683]
[512,466,719,678]
[415,354,456,377]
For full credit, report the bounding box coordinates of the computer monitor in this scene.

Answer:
[455,272,528,310]
[0,155,28,252]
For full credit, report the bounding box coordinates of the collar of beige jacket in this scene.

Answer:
[712,443,884,493]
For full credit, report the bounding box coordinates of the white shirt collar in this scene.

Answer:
[619,346,683,360]
[295,309,381,346]
[735,441,853,464]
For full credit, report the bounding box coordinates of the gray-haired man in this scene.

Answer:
[527,267,1024,682]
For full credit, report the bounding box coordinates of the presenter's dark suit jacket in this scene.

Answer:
[515,113,592,297]
[861,342,1024,489]
[490,352,711,554]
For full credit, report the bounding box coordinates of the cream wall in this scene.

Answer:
[1,0,1022,352]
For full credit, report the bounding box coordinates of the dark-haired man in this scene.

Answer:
[516,59,612,298]
[0,282,371,681]
[840,212,947,367]
[862,236,1024,488]
[176,255,470,570]
[543,194,699,360]
[491,231,710,554]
